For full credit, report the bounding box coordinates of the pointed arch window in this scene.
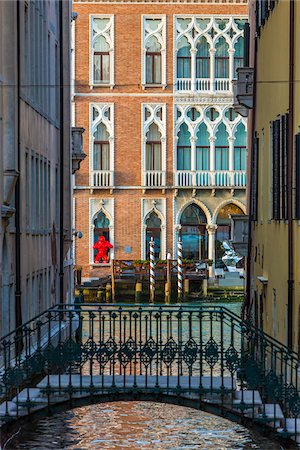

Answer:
[146,36,162,84]
[93,122,110,171]
[146,211,161,259]
[177,37,191,78]
[234,123,246,170]
[93,210,111,260]
[177,123,191,170]
[196,37,210,79]
[94,35,110,83]
[92,16,114,85]
[234,37,244,77]
[196,123,210,170]
[215,37,229,79]
[146,123,162,170]
[215,123,229,170]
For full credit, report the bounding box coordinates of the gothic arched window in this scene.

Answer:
[177,37,191,79]
[93,122,110,171]
[146,123,162,170]
[196,37,210,79]
[94,34,110,83]
[215,37,229,79]
[146,211,161,259]
[146,35,162,84]
[196,123,210,170]
[215,123,229,170]
[93,211,111,260]
[234,123,246,170]
[234,37,244,77]
[177,123,191,170]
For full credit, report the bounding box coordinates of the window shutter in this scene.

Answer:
[244,22,250,67]
[273,119,281,220]
[252,135,259,221]
[281,114,289,220]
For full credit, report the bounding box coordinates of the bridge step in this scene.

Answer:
[36,375,237,392]
[277,419,300,444]
[233,390,262,406]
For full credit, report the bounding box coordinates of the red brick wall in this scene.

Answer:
[73,2,248,278]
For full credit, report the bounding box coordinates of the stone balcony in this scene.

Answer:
[175,170,246,188]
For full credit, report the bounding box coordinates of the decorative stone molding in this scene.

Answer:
[211,198,246,225]
[90,15,114,88]
[141,198,166,259]
[90,103,114,178]
[142,15,166,87]
[89,198,114,264]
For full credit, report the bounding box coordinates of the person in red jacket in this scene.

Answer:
[93,236,113,263]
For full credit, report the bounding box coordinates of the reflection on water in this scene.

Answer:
[10,401,285,449]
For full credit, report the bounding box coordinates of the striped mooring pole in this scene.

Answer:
[150,237,155,303]
[177,237,183,301]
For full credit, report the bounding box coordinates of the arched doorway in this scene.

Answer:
[180,204,208,260]
[145,211,161,259]
[215,203,244,263]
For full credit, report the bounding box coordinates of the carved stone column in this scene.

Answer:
[206,224,218,278]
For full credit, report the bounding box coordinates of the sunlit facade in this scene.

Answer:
[72,0,248,282]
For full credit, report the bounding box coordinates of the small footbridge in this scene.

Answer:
[0,304,300,447]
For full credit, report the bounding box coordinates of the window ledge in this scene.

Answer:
[90,83,115,90]
[142,83,167,90]
[90,263,112,268]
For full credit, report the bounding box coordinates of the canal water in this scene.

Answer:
[8,302,287,450]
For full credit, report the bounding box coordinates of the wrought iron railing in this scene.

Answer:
[0,304,299,439]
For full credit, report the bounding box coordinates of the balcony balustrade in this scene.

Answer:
[143,170,166,188]
[175,170,246,188]
[176,78,231,93]
[91,170,114,188]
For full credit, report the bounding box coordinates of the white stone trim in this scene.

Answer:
[141,15,166,88]
[141,198,166,260]
[90,14,114,88]
[89,103,114,179]
[174,103,247,172]
[89,198,114,264]
[211,198,246,225]
[174,15,247,93]
[142,103,166,178]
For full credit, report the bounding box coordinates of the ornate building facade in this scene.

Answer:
[73,0,248,281]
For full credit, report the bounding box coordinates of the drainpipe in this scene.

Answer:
[245,22,258,319]
[59,0,64,304]
[287,0,295,350]
[15,0,22,330]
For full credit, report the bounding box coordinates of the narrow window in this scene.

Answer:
[215,37,229,79]
[196,123,210,170]
[295,133,300,219]
[177,123,191,170]
[93,123,110,171]
[146,123,162,170]
[215,123,229,170]
[177,36,191,79]
[196,37,210,79]
[234,37,244,77]
[234,123,247,170]
[146,36,162,84]
[94,35,110,83]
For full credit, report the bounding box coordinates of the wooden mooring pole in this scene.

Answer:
[150,237,155,304]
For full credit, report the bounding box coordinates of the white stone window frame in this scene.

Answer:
[90,103,114,186]
[90,14,115,89]
[89,198,115,266]
[142,15,167,89]
[141,198,166,260]
[174,15,247,93]
[142,103,167,185]
[173,103,247,177]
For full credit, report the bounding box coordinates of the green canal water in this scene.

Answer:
[8,302,287,450]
